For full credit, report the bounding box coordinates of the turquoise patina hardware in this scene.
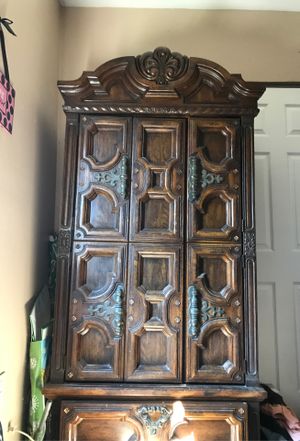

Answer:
[188,154,223,202]
[201,300,225,323]
[88,284,124,337]
[188,285,199,337]
[188,155,199,202]
[188,285,226,338]
[93,154,129,199]
[136,405,172,436]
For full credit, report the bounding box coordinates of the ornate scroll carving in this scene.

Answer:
[136,405,172,435]
[93,154,129,199]
[58,229,71,257]
[243,230,256,259]
[88,284,124,337]
[137,47,188,85]
[188,155,223,202]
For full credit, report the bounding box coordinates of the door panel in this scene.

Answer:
[255,88,300,413]
[125,244,182,382]
[186,244,244,383]
[188,119,241,241]
[66,242,127,381]
[60,401,247,441]
[75,116,132,241]
[130,118,185,242]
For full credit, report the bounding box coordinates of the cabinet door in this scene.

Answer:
[65,242,127,381]
[187,119,241,241]
[130,118,185,242]
[125,244,182,382]
[60,400,248,441]
[186,244,244,383]
[74,116,132,241]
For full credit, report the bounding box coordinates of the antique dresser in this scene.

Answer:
[44,47,266,441]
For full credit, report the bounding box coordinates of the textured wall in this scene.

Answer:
[0,0,60,438]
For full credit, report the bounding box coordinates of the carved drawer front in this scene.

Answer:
[130,118,185,242]
[60,400,248,441]
[75,116,132,241]
[187,119,241,242]
[125,244,182,382]
[65,242,127,381]
[186,244,244,383]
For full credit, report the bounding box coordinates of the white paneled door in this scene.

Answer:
[255,88,300,414]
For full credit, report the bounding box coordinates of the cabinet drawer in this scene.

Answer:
[60,400,247,441]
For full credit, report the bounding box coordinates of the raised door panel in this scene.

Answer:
[65,243,127,381]
[125,244,182,382]
[60,401,247,441]
[130,118,185,242]
[188,119,241,242]
[186,244,244,383]
[75,116,132,241]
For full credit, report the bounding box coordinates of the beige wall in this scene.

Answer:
[60,8,300,82]
[0,0,60,439]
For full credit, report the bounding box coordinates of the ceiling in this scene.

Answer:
[59,0,300,11]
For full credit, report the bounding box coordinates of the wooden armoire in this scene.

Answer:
[44,48,266,441]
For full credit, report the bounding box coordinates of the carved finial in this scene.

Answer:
[137,47,188,85]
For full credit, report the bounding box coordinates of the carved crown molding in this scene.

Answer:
[136,47,188,85]
[58,47,265,110]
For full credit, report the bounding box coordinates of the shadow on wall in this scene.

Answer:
[21,112,57,433]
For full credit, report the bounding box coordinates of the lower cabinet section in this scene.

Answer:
[60,401,247,441]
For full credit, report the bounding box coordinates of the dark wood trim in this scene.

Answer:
[251,81,300,89]
[44,383,266,401]
[241,115,259,386]
[50,113,79,382]
[58,47,265,109]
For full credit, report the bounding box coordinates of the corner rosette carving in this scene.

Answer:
[137,47,188,85]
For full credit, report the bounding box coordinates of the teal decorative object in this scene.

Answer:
[188,285,226,338]
[201,300,225,323]
[201,169,223,188]
[88,284,124,337]
[188,285,199,337]
[188,154,223,202]
[93,154,129,199]
[136,405,172,435]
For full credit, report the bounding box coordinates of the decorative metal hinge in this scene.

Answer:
[57,229,72,257]
[136,405,172,435]
[201,300,225,323]
[88,284,124,337]
[188,285,199,337]
[93,154,129,199]
[188,285,226,338]
[188,154,223,202]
